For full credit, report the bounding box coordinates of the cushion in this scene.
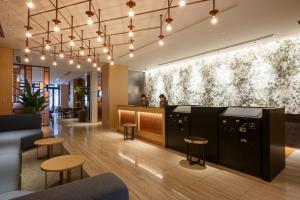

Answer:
[0,129,43,151]
[0,115,41,132]
[0,138,21,154]
[0,130,42,139]
[0,154,21,194]
[0,191,32,200]
[14,173,129,200]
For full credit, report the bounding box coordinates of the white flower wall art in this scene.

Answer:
[145,36,300,114]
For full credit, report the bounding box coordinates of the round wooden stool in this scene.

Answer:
[123,123,136,140]
[184,136,208,166]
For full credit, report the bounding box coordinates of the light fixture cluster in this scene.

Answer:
[26,0,34,9]
[24,8,32,38]
[53,0,61,33]
[209,0,219,25]
[85,0,94,26]
[165,0,173,32]
[23,0,220,66]
[96,9,102,42]
[158,15,165,46]
[127,0,136,18]
[69,16,75,47]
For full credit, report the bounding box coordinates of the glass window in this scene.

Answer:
[54,89,59,107]
[49,89,54,110]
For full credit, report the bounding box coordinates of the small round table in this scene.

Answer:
[123,123,136,140]
[34,137,64,159]
[40,155,86,189]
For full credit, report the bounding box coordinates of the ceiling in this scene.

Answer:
[0,0,300,82]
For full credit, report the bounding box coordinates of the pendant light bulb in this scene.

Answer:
[179,0,186,7]
[69,59,74,64]
[87,17,93,26]
[77,63,81,69]
[87,57,92,62]
[45,43,51,50]
[93,62,97,67]
[24,56,29,63]
[128,31,134,38]
[129,43,134,50]
[53,61,57,66]
[159,39,164,46]
[110,60,114,66]
[103,47,108,53]
[25,30,32,38]
[210,15,218,25]
[97,67,100,71]
[53,24,60,33]
[59,52,64,58]
[69,40,75,46]
[26,0,34,9]
[166,23,172,32]
[40,54,45,60]
[80,50,85,56]
[129,52,134,58]
[107,54,112,61]
[97,36,102,42]
[128,8,135,18]
[24,47,30,53]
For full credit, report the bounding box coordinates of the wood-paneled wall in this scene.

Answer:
[0,48,13,115]
[117,106,165,146]
[102,64,128,129]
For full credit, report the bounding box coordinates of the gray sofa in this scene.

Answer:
[0,114,43,195]
[0,115,129,200]
[13,173,129,200]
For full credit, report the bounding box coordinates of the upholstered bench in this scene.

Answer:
[0,114,43,196]
[13,173,129,200]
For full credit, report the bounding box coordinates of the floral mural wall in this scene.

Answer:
[145,36,300,113]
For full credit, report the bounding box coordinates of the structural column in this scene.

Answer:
[102,64,128,129]
[90,69,98,123]
[0,48,13,115]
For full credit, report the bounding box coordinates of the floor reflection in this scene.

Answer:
[47,117,300,200]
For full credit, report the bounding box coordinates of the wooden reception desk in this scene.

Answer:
[117,105,165,146]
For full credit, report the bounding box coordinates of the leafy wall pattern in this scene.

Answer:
[145,36,300,113]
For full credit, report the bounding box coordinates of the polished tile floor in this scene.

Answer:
[53,118,300,200]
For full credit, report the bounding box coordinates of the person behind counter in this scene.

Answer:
[140,94,149,107]
[159,94,168,107]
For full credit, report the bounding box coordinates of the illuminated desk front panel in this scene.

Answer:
[117,106,165,146]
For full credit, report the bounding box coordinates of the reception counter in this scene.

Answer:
[117,105,165,146]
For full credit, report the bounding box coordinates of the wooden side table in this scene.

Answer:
[40,155,86,189]
[34,137,64,159]
[123,123,136,140]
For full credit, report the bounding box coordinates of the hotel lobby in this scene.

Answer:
[0,0,300,199]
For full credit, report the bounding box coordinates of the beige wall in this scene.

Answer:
[102,64,128,129]
[0,48,13,115]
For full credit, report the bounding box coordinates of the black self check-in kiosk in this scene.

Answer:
[166,106,285,181]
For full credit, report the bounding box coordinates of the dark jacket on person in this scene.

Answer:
[159,100,168,107]
[141,99,149,107]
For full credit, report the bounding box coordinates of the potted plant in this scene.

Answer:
[17,80,47,114]
[74,85,87,122]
